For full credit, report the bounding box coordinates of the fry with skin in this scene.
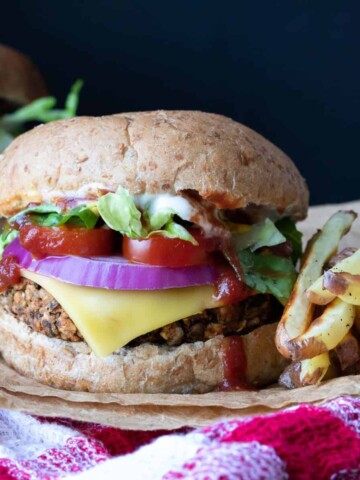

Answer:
[306,275,336,305]
[288,298,355,361]
[276,210,357,358]
[324,271,360,306]
[279,352,330,388]
[307,248,360,305]
[327,248,358,269]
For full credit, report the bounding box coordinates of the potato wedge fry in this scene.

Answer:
[276,210,357,358]
[324,271,360,306]
[289,298,355,361]
[327,247,358,269]
[307,248,360,305]
[279,353,330,388]
[306,276,336,305]
[326,247,360,278]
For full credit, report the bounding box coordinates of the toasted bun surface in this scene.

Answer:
[0,111,308,218]
[0,44,47,109]
[0,310,287,393]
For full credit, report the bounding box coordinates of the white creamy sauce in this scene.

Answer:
[134,192,230,240]
[133,193,195,221]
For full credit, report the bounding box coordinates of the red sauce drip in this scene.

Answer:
[0,256,21,292]
[214,266,253,305]
[221,336,249,390]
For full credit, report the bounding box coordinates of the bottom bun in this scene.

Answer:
[0,310,288,393]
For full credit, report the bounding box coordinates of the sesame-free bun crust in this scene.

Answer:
[0,310,287,393]
[0,44,47,109]
[0,111,308,218]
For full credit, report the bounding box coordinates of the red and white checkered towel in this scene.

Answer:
[1,396,360,479]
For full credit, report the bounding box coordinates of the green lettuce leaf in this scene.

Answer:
[152,221,196,243]
[9,203,61,219]
[145,205,197,244]
[1,98,57,132]
[98,189,144,238]
[238,249,297,304]
[0,229,19,258]
[0,80,83,153]
[64,79,84,117]
[233,218,286,252]
[59,205,99,229]
[147,206,176,231]
[275,217,303,263]
[98,188,196,242]
[9,203,98,230]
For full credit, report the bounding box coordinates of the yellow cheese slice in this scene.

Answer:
[22,270,219,357]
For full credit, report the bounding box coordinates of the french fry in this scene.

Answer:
[288,298,355,361]
[324,271,360,306]
[279,353,330,388]
[306,276,336,305]
[326,247,360,279]
[307,248,360,305]
[276,210,357,358]
[327,247,358,269]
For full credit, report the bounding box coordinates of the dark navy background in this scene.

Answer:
[2,1,359,205]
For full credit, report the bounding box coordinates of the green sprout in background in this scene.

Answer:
[0,79,83,152]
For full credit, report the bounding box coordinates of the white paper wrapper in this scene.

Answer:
[0,200,359,430]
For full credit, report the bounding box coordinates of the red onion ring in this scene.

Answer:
[4,238,218,290]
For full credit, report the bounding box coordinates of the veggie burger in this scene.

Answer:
[0,111,308,393]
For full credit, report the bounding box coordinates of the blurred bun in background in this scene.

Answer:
[0,44,48,114]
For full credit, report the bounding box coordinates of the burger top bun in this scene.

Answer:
[0,44,48,111]
[0,110,308,218]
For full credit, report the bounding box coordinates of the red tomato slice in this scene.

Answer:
[19,225,115,257]
[122,230,218,267]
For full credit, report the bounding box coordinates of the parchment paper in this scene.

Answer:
[1,200,360,430]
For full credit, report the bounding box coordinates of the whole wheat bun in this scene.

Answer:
[0,44,47,111]
[0,110,308,218]
[0,310,288,393]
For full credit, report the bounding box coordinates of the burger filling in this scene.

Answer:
[0,277,279,346]
[0,188,301,356]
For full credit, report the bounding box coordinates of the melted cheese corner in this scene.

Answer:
[22,270,218,357]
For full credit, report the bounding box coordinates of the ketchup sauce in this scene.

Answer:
[214,266,253,305]
[221,336,249,390]
[0,256,21,292]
